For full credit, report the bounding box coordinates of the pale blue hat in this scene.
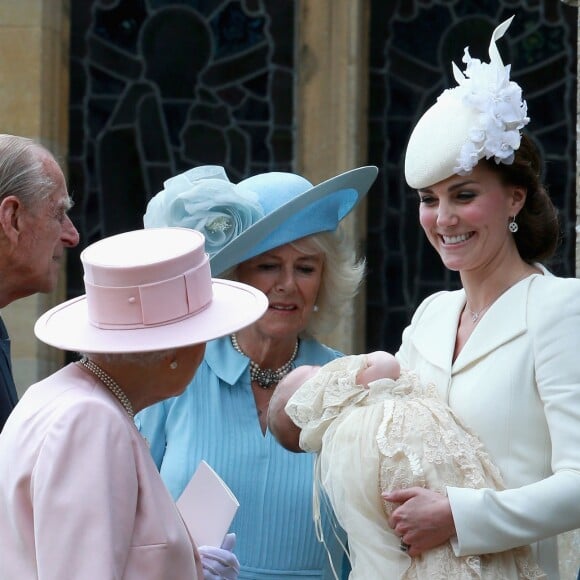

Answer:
[144,165,378,276]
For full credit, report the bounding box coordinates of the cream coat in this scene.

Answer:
[396,273,580,580]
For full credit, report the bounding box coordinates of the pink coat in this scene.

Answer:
[0,364,199,580]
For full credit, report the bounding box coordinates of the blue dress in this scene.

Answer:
[136,335,346,580]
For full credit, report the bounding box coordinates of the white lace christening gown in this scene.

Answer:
[285,355,545,580]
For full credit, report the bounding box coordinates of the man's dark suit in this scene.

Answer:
[0,316,18,431]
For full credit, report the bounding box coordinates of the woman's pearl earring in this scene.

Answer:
[169,361,178,370]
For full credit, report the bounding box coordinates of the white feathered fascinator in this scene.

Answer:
[404,16,529,189]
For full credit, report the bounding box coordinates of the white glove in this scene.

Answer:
[198,533,240,580]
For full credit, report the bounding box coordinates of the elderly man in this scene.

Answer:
[0,135,79,431]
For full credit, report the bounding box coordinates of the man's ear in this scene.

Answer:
[0,196,23,244]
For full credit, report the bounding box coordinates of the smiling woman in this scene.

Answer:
[136,164,378,579]
[417,163,528,278]
[386,17,580,579]
[234,242,324,348]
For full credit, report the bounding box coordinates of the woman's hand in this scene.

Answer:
[383,487,456,557]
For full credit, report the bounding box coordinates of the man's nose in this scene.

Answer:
[62,215,80,247]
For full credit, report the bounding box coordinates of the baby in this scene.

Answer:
[268,353,545,580]
[268,351,400,452]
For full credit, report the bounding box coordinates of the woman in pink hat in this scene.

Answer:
[0,227,267,580]
[137,165,377,579]
[385,16,580,579]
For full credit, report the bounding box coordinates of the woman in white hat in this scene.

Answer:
[384,16,580,579]
[136,165,377,579]
[0,227,267,579]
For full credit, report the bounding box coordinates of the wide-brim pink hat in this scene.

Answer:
[34,228,268,353]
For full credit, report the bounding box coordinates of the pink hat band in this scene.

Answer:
[84,257,212,330]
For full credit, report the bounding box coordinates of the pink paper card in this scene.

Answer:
[176,460,239,547]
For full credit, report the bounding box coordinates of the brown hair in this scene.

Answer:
[482,134,560,263]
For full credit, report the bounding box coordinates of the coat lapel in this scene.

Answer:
[452,277,533,373]
[408,275,540,376]
[410,290,465,373]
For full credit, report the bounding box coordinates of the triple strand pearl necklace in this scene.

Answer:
[230,333,299,389]
[78,357,135,418]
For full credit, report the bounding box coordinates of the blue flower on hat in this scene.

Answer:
[144,165,264,257]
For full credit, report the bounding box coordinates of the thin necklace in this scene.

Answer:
[466,303,492,323]
[230,333,299,389]
[78,357,134,418]
[466,274,529,324]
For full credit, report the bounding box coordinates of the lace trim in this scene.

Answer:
[375,372,545,579]
[287,358,546,579]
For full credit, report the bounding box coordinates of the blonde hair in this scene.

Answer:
[291,231,365,338]
[223,230,365,339]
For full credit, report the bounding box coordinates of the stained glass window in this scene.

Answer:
[366,1,578,351]
[68,0,295,297]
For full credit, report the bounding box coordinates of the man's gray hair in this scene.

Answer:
[0,135,56,207]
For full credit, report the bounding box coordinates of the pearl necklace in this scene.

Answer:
[230,333,299,389]
[78,357,134,418]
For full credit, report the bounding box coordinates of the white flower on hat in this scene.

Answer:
[441,16,530,175]
[144,165,264,257]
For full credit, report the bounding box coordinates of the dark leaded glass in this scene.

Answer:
[367,0,578,353]
[68,0,295,298]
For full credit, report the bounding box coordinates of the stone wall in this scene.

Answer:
[0,0,70,393]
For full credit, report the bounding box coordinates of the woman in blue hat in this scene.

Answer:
[136,164,377,579]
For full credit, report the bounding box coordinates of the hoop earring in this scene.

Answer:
[169,360,178,370]
[508,216,519,233]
